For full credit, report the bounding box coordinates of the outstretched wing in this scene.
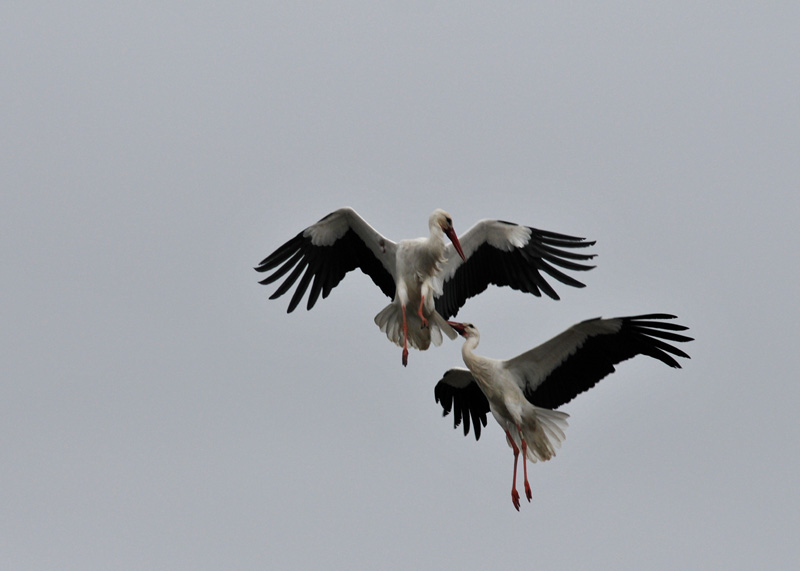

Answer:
[435,220,596,319]
[434,368,490,441]
[255,207,397,312]
[504,314,693,409]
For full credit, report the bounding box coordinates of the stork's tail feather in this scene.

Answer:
[430,311,458,341]
[524,407,569,463]
[374,303,454,351]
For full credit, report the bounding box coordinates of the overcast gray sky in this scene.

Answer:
[2,2,798,569]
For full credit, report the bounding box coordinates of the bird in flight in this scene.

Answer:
[437,314,692,510]
[256,207,595,365]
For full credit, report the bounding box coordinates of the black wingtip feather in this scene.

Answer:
[257,249,305,285]
[287,264,316,313]
[255,232,305,271]
[268,260,308,302]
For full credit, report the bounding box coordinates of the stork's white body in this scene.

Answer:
[374,213,457,356]
[457,327,568,465]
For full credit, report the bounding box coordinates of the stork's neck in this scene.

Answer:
[460,333,496,393]
[421,223,448,271]
[460,333,481,365]
[427,223,446,248]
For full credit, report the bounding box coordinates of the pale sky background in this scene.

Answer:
[2,3,799,569]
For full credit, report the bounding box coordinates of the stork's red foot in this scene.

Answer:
[511,488,521,511]
[525,480,532,502]
[402,347,409,367]
[417,296,428,328]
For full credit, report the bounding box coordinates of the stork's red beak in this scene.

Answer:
[445,228,466,261]
[447,320,468,336]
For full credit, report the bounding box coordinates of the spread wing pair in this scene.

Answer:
[256,207,595,365]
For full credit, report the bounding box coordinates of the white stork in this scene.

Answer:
[437,314,692,510]
[255,207,595,365]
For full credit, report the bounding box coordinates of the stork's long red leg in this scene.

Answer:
[521,436,532,502]
[417,295,428,329]
[401,304,409,367]
[505,429,521,511]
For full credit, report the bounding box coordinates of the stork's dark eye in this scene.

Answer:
[445,217,452,225]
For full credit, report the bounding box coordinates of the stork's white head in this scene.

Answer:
[430,209,466,261]
[429,209,453,231]
[447,321,478,339]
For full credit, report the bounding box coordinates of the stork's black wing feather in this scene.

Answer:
[521,314,693,409]
[434,369,490,441]
[435,224,596,320]
[256,226,395,312]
